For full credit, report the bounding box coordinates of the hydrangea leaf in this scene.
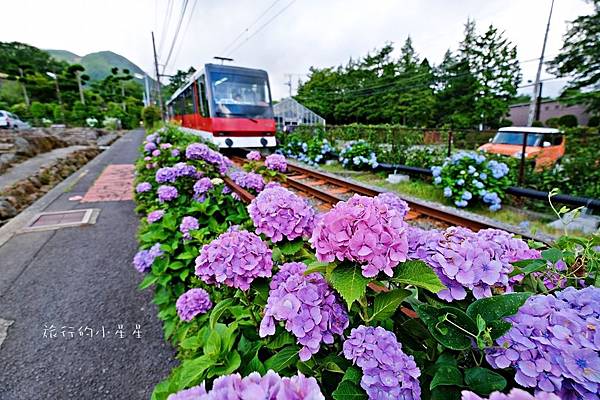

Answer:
[242,353,266,376]
[342,366,362,385]
[329,264,371,308]
[208,350,241,378]
[415,304,478,350]
[369,289,411,322]
[178,355,212,388]
[138,273,158,290]
[332,381,368,400]
[466,293,532,324]
[263,345,299,372]
[430,364,463,390]
[464,367,507,395]
[278,239,305,256]
[392,260,446,293]
[209,298,236,329]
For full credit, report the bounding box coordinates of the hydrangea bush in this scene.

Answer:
[432,151,512,211]
[339,140,379,170]
[132,124,600,400]
[279,134,336,166]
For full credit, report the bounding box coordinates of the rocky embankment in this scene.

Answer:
[0,128,120,225]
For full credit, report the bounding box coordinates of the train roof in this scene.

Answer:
[166,64,269,105]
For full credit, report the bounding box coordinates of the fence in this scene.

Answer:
[279,124,600,200]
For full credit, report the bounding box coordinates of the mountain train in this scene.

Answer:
[166,63,276,148]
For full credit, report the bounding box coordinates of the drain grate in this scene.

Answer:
[22,209,100,232]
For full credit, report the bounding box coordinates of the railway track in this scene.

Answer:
[227,154,552,243]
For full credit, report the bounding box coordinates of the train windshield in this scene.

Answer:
[209,71,273,118]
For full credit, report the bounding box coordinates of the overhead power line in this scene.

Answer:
[169,0,199,74]
[226,0,298,57]
[221,0,282,55]
[162,0,190,74]
[158,0,175,54]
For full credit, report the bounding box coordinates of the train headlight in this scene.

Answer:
[260,138,268,147]
[225,138,234,147]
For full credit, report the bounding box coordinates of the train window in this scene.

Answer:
[209,71,272,118]
[198,76,210,117]
[184,87,195,114]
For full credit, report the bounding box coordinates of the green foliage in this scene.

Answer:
[143,105,162,129]
[558,114,578,127]
[338,140,378,170]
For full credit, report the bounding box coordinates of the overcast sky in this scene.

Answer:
[0,0,593,100]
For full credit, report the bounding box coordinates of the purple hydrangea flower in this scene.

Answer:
[259,262,349,361]
[175,288,212,321]
[180,216,199,240]
[157,185,178,203]
[155,167,177,183]
[171,149,180,158]
[247,150,261,161]
[135,182,152,193]
[194,177,213,202]
[376,192,410,218]
[486,287,600,399]
[173,162,197,178]
[152,149,161,157]
[168,371,324,399]
[248,187,314,242]
[264,154,287,172]
[160,143,172,149]
[167,385,206,400]
[461,389,560,400]
[147,210,165,224]
[231,171,265,192]
[343,325,421,399]
[132,243,162,273]
[310,195,409,278]
[144,142,157,152]
[186,143,233,175]
[195,229,273,291]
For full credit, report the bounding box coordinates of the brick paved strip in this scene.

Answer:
[81,164,135,202]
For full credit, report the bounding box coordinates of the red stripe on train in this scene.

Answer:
[172,114,276,137]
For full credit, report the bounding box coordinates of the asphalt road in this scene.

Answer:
[0,129,176,399]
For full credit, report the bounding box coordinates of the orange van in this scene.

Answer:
[478,127,565,169]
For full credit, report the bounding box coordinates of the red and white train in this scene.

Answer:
[166,64,276,148]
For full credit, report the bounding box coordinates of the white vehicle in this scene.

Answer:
[0,110,31,129]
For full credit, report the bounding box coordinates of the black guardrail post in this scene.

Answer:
[518,132,528,186]
[447,131,453,157]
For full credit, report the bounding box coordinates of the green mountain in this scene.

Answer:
[45,49,150,82]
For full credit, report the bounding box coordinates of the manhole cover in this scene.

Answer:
[21,209,100,232]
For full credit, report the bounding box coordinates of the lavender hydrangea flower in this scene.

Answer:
[175,288,212,321]
[132,243,162,273]
[180,216,199,240]
[160,143,172,149]
[310,195,408,278]
[185,142,233,175]
[343,325,421,399]
[155,167,177,183]
[172,162,197,178]
[195,229,273,291]
[376,192,410,218]
[168,370,324,399]
[264,154,287,172]
[147,210,165,224]
[157,185,178,203]
[167,385,206,400]
[486,287,600,399]
[152,149,161,157]
[248,187,314,242]
[260,262,349,361]
[144,142,156,152]
[171,149,180,158]
[247,150,261,161]
[136,182,152,193]
[193,177,213,201]
[231,171,265,192]
[461,389,560,400]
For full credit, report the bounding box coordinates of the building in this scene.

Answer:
[508,100,591,126]
[273,97,325,131]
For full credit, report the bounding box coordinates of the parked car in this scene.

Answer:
[0,110,31,129]
[478,126,565,168]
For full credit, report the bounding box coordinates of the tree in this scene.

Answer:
[549,0,600,113]
[164,67,197,98]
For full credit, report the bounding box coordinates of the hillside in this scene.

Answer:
[45,49,150,83]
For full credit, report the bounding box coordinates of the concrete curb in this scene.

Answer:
[0,131,136,248]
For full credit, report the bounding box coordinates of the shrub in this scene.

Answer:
[278,129,336,166]
[558,114,578,127]
[588,115,599,127]
[531,120,544,127]
[142,105,162,129]
[338,140,378,170]
[546,117,560,128]
[432,151,513,210]
[403,145,447,168]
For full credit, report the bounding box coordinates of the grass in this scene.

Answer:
[319,162,568,237]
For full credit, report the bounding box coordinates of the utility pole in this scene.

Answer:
[144,75,151,107]
[152,31,165,119]
[284,74,293,97]
[75,71,85,105]
[527,0,554,126]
